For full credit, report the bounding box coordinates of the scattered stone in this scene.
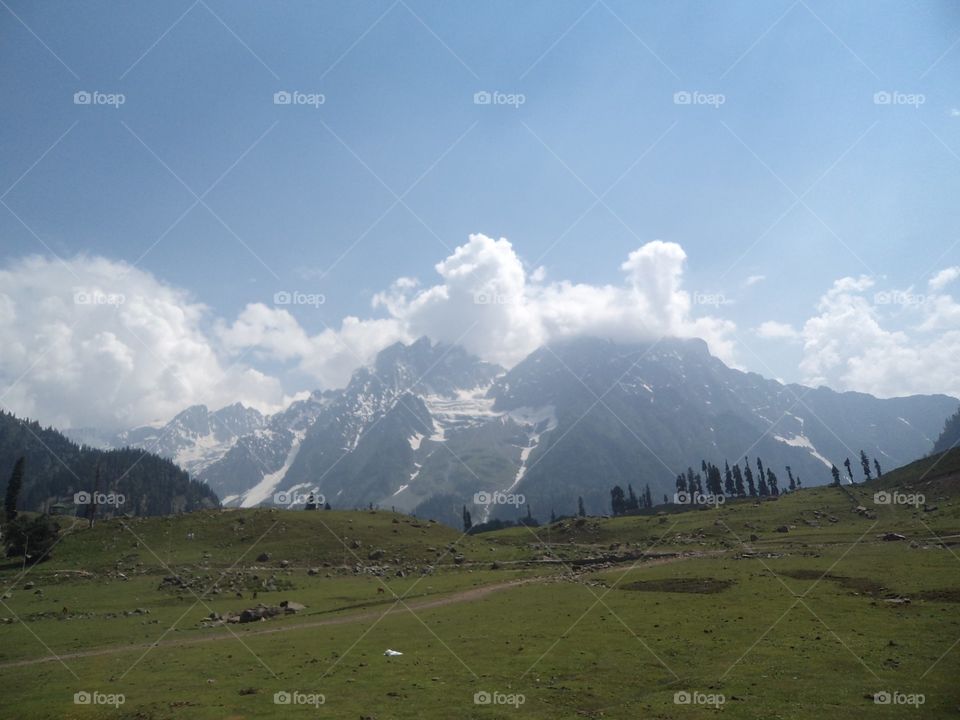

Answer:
[775,525,789,533]
[882,533,907,542]
[256,553,270,562]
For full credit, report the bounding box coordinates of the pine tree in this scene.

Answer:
[767,469,779,496]
[577,497,585,517]
[830,464,841,486]
[724,461,735,496]
[610,486,626,515]
[859,450,872,482]
[786,466,796,492]
[732,463,745,496]
[844,458,854,484]
[627,484,639,512]
[462,505,472,531]
[643,484,653,509]
[756,457,765,483]
[873,459,882,479]
[757,470,769,497]
[4,457,24,524]
[550,509,557,523]
[744,461,757,497]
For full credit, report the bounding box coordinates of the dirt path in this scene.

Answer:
[0,551,714,670]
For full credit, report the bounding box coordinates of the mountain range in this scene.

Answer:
[64,336,958,528]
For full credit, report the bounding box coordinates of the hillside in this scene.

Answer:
[0,411,219,517]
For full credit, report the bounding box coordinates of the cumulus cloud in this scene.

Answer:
[791,274,960,398]
[929,266,960,291]
[1,235,739,429]
[0,256,289,431]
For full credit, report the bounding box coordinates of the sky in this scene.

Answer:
[1,0,960,431]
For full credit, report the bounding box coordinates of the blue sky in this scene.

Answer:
[2,1,960,428]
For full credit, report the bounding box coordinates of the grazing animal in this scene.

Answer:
[377,587,385,595]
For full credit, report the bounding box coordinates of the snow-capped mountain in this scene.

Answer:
[90,336,957,527]
[68,402,267,476]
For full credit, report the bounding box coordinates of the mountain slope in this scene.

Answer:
[0,411,218,516]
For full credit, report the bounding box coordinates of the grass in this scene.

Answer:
[1,454,958,718]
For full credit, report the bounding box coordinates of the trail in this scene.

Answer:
[0,552,712,670]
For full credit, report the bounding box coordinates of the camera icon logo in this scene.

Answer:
[873,691,892,705]
[474,690,492,705]
[473,491,491,505]
[473,91,492,105]
[74,691,91,705]
[674,491,690,504]
[674,690,692,704]
[274,91,292,105]
[74,91,92,105]
[274,691,292,704]
[873,91,891,105]
[273,290,292,305]
[74,491,91,505]
[873,491,891,505]
[673,91,692,105]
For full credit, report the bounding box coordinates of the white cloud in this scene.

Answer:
[0,256,291,431]
[0,235,739,430]
[794,273,960,398]
[744,274,766,287]
[755,320,800,340]
[929,266,960,291]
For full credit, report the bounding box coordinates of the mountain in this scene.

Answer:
[0,411,219,516]
[92,336,957,528]
[932,407,960,455]
[487,336,956,520]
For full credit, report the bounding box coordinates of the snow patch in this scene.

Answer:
[773,433,832,468]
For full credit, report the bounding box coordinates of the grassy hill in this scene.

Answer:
[0,458,958,718]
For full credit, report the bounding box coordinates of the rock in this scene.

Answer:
[453,555,465,565]
[279,559,290,568]
[308,567,320,576]
[24,581,34,590]
[352,540,363,550]
[256,553,270,562]
[775,526,789,533]
[882,533,907,541]
[749,534,759,542]
[367,548,385,560]
[280,600,306,613]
